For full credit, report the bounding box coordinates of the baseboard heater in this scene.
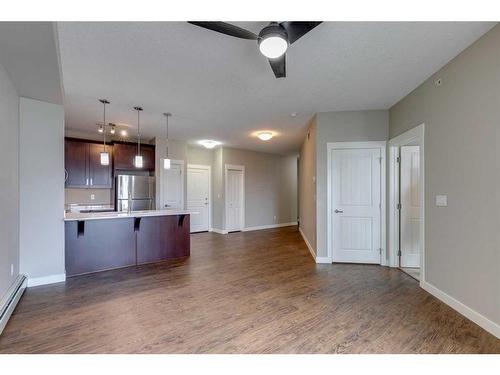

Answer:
[0,274,27,335]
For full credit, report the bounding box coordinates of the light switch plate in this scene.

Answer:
[90,194,95,200]
[435,195,447,207]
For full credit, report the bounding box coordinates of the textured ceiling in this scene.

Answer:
[57,22,495,154]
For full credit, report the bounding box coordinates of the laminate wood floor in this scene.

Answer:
[0,226,498,353]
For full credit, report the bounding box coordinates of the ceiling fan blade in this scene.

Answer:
[280,22,322,44]
[268,54,286,79]
[188,22,258,40]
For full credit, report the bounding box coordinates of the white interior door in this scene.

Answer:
[332,148,381,263]
[160,161,184,210]
[226,168,243,232]
[187,166,210,233]
[400,146,421,268]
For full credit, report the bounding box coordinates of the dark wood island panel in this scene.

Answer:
[65,214,190,277]
[65,218,136,276]
[136,215,190,264]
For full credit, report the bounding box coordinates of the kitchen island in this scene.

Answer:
[64,210,190,277]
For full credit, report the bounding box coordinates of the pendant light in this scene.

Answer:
[163,112,172,170]
[99,99,110,165]
[133,106,143,168]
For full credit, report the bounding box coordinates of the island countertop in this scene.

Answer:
[64,209,192,221]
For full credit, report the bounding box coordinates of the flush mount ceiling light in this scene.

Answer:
[163,112,172,170]
[257,131,274,141]
[133,106,143,168]
[120,129,128,137]
[198,140,221,149]
[98,99,110,166]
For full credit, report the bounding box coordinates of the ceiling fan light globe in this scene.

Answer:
[259,36,288,59]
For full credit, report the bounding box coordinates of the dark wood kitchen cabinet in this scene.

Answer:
[65,139,88,188]
[88,143,113,188]
[113,142,155,171]
[65,138,113,189]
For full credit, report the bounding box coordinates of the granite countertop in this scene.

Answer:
[64,209,192,221]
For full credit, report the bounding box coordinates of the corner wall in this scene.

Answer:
[0,62,20,302]
[389,25,500,327]
[19,97,65,286]
[298,116,317,253]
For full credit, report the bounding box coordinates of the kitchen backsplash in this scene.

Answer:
[65,188,113,205]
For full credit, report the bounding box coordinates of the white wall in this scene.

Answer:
[19,97,65,286]
[390,25,500,328]
[314,110,388,258]
[0,62,20,301]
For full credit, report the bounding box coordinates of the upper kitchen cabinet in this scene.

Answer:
[88,143,113,188]
[65,139,113,189]
[113,142,155,171]
[65,139,88,188]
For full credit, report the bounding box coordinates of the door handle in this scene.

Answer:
[334,209,343,213]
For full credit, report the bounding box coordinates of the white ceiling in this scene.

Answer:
[0,22,63,104]
[57,22,495,154]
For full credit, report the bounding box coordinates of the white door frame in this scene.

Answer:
[224,164,245,232]
[388,124,425,285]
[327,141,387,264]
[187,163,212,232]
[159,159,185,210]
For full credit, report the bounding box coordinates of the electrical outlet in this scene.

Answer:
[90,194,95,200]
[10,264,14,276]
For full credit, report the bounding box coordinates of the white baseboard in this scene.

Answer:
[421,281,500,339]
[299,227,316,261]
[0,274,27,335]
[27,273,66,287]
[315,257,332,264]
[211,228,228,235]
[243,222,297,232]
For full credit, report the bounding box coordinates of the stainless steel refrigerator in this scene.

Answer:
[115,175,155,212]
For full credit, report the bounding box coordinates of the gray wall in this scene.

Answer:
[0,62,20,301]
[389,25,500,324]
[315,110,389,257]
[187,145,213,166]
[212,147,224,230]
[19,97,65,282]
[298,116,317,250]
[222,147,298,229]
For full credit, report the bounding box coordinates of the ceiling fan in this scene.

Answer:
[188,21,322,78]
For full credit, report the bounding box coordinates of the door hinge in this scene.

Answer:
[378,248,382,254]
[397,203,402,210]
[397,250,402,256]
[396,156,400,163]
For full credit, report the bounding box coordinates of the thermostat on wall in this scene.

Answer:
[435,195,447,207]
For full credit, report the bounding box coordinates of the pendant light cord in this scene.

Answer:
[137,108,141,156]
[102,102,106,151]
[166,113,169,158]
